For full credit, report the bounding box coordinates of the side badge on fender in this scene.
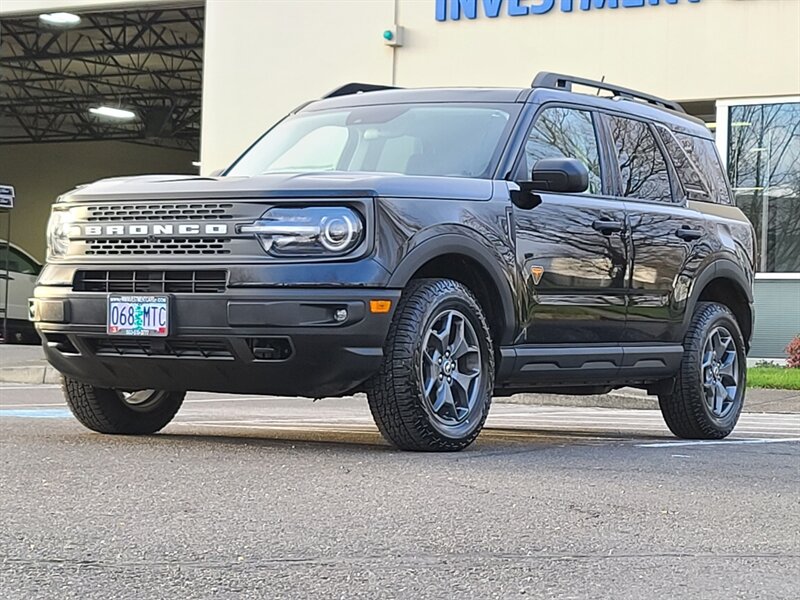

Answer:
[531,266,545,285]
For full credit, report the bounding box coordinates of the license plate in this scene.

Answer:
[107,295,169,336]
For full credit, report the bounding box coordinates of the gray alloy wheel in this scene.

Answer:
[701,326,741,419]
[658,302,746,439]
[119,389,168,408]
[420,309,484,432]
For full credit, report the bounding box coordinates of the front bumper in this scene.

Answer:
[32,286,400,397]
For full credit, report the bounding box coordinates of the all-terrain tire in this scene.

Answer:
[658,302,747,439]
[366,278,495,452]
[62,376,185,435]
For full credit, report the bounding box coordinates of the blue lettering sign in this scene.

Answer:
[508,0,529,16]
[451,0,477,20]
[581,0,619,10]
[483,0,503,17]
[435,0,700,21]
[530,0,555,15]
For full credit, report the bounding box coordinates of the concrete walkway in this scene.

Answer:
[1,343,797,413]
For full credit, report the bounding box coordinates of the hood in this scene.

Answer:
[63,172,494,203]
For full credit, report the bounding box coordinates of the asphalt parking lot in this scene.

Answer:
[1,383,799,599]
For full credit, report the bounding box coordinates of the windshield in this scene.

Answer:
[226,103,519,179]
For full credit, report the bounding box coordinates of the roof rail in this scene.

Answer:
[531,72,686,114]
[323,83,399,99]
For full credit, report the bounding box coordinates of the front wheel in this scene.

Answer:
[659,302,746,439]
[366,278,495,452]
[62,376,185,435]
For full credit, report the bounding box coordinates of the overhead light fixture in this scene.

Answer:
[89,106,137,120]
[39,12,82,27]
[731,121,752,128]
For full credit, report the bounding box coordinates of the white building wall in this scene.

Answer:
[199,0,800,172]
[199,0,395,173]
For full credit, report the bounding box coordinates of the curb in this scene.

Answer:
[497,392,658,411]
[0,365,61,385]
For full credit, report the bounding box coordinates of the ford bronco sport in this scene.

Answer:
[32,73,755,451]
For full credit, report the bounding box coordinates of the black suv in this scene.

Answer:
[32,73,755,451]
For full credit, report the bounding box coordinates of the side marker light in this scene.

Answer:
[370,300,392,314]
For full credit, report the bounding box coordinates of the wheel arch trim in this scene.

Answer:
[684,258,754,346]
[387,233,518,344]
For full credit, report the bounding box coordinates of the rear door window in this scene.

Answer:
[604,115,673,203]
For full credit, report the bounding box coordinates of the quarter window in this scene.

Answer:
[605,116,673,203]
[657,127,710,200]
[675,133,732,205]
[523,107,602,195]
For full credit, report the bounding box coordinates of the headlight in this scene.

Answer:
[46,208,74,259]
[239,207,364,257]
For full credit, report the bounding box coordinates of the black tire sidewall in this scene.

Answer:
[411,289,493,441]
[63,376,185,435]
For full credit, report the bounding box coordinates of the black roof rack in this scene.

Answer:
[532,72,686,114]
[323,83,399,99]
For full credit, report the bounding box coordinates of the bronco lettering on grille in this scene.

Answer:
[81,223,229,236]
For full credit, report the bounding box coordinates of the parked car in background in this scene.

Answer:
[0,240,41,343]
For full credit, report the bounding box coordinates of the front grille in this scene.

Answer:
[86,203,235,222]
[74,270,228,293]
[90,338,233,359]
[84,237,231,255]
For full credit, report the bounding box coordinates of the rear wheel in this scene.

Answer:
[366,278,494,452]
[659,302,746,439]
[62,376,185,435]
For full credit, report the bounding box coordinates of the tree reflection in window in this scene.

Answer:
[606,116,672,203]
[657,127,710,200]
[675,133,731,204]
[524,108,602,195]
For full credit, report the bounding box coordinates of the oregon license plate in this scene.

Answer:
[107,295,169,336]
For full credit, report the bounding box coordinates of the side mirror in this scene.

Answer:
[530,158,589,194]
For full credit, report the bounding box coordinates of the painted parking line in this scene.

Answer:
[637,438,800,448]
[0,385,60,390]
[0,403,68,408]
[0,408,72,419]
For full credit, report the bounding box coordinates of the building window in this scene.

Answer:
[723,101,800,273]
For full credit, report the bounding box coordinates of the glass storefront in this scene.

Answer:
[723,101,800,273]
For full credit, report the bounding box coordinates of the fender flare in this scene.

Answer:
[683,258,754,340]
[387,233,518,345]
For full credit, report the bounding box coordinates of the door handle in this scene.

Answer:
[675,226,704,241]
[592,219,624,234]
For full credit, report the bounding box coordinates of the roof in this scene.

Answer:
[303,87,530,112]
[299,76,711,140]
